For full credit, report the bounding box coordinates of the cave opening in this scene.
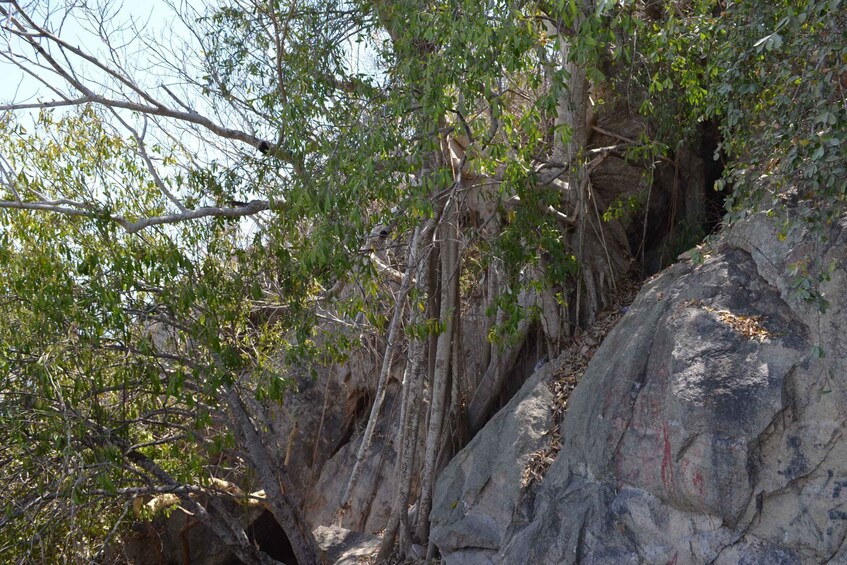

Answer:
[224,510,299,565]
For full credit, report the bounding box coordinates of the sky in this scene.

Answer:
[0,1,233,196]
[1,0,383,108]
[0,1,255,234]
[1,1,188,105]
[1,0,384,156]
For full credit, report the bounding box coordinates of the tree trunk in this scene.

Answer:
[414,200,459,543]
[465,302,533,434]
[336,226,421,518]
[377,219,436,561]
[542,0,631,331]
[124,441,276,565]
[226,388,323,565]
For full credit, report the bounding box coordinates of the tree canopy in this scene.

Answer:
[0,0,844,563]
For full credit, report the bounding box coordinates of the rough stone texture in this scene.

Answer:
[277,343,407,534]
[120,514,235,565]
[304,383,402,533]
[429,363,556,564]
[313,525,381,564]
[269,355,354,497]
[303,298,492,534]
[431,213,847,564]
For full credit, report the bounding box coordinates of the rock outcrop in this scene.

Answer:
[313,525,381,564]
[430,366,555,564]
[303,298,498,534]
[431,212,847,564]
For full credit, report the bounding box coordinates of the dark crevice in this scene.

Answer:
[331,389,371,458]
[701,120,729,236]
[247,511,297,565]
[630,120,728,276]
[225,510,298,565]
[473,327,541,435]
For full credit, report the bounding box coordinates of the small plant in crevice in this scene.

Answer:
[788,258,836,314]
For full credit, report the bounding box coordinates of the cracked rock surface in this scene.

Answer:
[431,213,847,564]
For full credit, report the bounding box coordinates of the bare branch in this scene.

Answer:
[0,2,298,170]
[0,198,103,218]
[121,199,272,233]
[0,154,21,202]
[0,96,89,110]
[0,198,272,233]
[108,110,188,212]
[6,1,161,108]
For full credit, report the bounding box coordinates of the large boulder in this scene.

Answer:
[431,212,847,564]
[429,366,556,564]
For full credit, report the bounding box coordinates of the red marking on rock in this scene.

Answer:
[666,552,679,565]
[661,422,674,491]
[693,470,705,500]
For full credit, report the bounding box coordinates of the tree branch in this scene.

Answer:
[0,198,272,233]
[0,2,302,172]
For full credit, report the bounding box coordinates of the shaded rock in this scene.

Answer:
[430,363,556,564]
[431,212,847,563]
[119,504,290,565]
[120,512,235,565]
[304,298,494,534]
[268,358,352,497]
[304,384,401,533]
[313,525,380,564]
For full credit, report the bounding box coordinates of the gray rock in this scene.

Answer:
[430,363,556,565]
[304,399,401,534]
[313,525,381,564]
[302,300,493,534]
[431,213,847,563]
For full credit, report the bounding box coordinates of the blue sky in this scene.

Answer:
[0,1,196,106]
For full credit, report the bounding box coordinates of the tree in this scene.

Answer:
[0,1,338,561]
[0,0,671,562]
[3,0,843,562]
[0,2,598,561]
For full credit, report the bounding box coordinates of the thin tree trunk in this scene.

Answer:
[465,274,535,435]
[377,221,435,561]
[414,202,459,543]
[336,226,421,518]
[548,9,592,170]
[538,262,563,356]
[226,388,323,565]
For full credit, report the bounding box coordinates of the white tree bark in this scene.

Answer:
[335,224,424,519]
[414,198,459,543]
[377,220,436,561]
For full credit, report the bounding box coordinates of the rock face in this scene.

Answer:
[431,213,847,564]
[313,525,381,564]
[304,382,403,533]
[303,299,495,534]
[430,366,555,564]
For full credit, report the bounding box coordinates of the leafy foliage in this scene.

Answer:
[0,109,292,562]
[0,0,845,561]
[610,0,846,226]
